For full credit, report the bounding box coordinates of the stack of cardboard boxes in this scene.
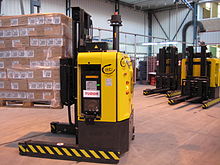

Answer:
[0,13,72,108]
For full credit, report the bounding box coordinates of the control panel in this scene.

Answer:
[81,65,101,123]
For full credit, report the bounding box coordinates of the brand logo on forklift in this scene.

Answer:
[102,64,115,75]
[120,57,126,67]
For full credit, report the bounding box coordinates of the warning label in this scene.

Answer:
[83,90,100,98]
[106,78,112,86]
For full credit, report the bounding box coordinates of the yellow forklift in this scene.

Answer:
[168,46,220,108]
[18,1,134,164]
[143,47,182,98]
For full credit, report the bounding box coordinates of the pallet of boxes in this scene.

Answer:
[0,13,72,108]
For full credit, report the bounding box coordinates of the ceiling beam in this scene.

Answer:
[106,0,143,10]
[105,0,189,12]
[144,4,187,12]
[131,0,150,5]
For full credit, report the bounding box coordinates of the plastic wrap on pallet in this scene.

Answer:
[0,13,72,108]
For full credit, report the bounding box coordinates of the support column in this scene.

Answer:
[0,0,2,15]
[148,12,152,57]
[30,0,41,14]
[20,0,25,15]
[66,0,71,16]
[193,2,198,51]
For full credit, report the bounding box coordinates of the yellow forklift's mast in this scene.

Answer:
[143,47,182,97]
[168,46,220,108]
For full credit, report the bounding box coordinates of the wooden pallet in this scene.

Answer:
[0,100,63,109]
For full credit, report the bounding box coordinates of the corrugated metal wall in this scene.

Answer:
[152,8,193,54]
[76,0,148,57]
[1,0,147,35]
[2,0,29,15]
[41,0,66,13]
[199,18,220,45]
[1,0,198,55]
[200,31,220,45]
[1,0,148,57]
[2,0,65,15]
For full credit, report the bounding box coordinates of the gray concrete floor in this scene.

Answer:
[0,85,220,165]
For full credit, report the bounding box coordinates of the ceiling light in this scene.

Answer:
[142,41,178,46]
[142,42,158,46]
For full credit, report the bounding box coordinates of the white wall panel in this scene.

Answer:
[40,0,65,14]
[2,0,65,15]
[75,0,148,35]
[152,8,194,54]
[1,0,148,35]
[1,0,148,55]
[2,0,199,55]
[200,31,220,45]
[2,0,30,15]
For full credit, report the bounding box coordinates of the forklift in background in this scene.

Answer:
[143,46,182,98]
[168,46,220,109]
[18,0,134,164]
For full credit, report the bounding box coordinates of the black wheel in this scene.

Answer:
[132,135,135,140]
[51,125,57,133]
[132,126,135,140]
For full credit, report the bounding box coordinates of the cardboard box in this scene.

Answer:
[9,79,28,90]
[0,13,70,108]
[0,46,71,60]
[27,79,60,90]
[0,40,5,48]
[1,37,30,48]
[26,24,71,38]
[26,90,61,102]
[0,58,30,69]
[0,13,71,27]
[0,69,7,79]
[43,24,71,38]
[30,69,60,80]
[0,27,20,37]
[7,68,33,79]
[27,46,69,60]
[0,47,32,58]
[0,46,70,60]
[27,13,71,27]
[0,15,25,27]
[0,26,63,38]
[11,37,30,48]
[26,90,61,108]
[42,69,60,80]
[0,80,10,90]
[30,36,68,47]
[0,60,4,69]
[0,89,61,107]
[0,90,27,100]
[30,59,60,69]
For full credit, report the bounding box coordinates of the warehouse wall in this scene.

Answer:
[73,0,148,55]
[1,0,66,15]
[152,8,194,54]
[1,0,147,35]
[1,0,148,56]
[1,1,198,56]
